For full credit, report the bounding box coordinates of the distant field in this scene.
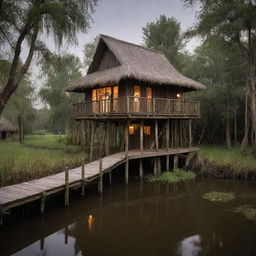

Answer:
[0,135,88,187]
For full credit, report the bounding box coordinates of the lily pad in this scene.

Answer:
[233,205,256,221]
[203,191,235,202]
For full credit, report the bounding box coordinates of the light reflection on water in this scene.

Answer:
[0,179,255,256]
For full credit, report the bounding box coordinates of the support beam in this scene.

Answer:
[40,191,46,214]
[189,119,192,148]
[64,167,69,207]
[89,121,95,162]
[139,159,143,179]
[109,171,112,185]
[98,158,103,194]
[125,120,129,185]
[173,155,178,169]
[153,158,157,175]
[166,119,170,151]
[157,157,161,175]
[140,120,144,154]
[166,155,170,172]
[155,119,159,151]
[81,159,85,197]
[105,120,110,155]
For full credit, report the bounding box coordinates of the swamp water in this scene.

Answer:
[0,179,256,256]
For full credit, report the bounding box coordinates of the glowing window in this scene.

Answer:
[146,87,152,98]
[144,126,151,135]
[133,86,141,97]
[113,86,118,98]
[92,89,97,101]
[129,125,135,135]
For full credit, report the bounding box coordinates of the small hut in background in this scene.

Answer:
[0,117,17,140]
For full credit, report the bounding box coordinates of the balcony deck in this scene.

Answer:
[72,96,200,120]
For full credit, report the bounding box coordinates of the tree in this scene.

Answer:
[0,0,97,117]
[142,15,184,67]
[83,35,99,70]
[39,53,82,133]
[184,0,256,148]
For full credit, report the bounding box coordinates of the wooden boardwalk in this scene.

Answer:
[0,148,198,214]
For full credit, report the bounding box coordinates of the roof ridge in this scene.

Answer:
[100,34,164,55]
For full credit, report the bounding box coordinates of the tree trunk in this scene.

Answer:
[18,113,24,144]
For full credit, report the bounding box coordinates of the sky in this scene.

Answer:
[50,0,200,62]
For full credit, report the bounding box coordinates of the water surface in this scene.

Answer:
[0,179,256,256]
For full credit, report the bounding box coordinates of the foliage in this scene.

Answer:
[143,15,184,67]
[0,0,97,117]
[39,53,83,133]
[147,168,196,183]
[83,35,99,69]
[203,191,235,202]
[233,205,256,222]
[0,135,87,187]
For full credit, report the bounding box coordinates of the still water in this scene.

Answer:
[0,179,256,256]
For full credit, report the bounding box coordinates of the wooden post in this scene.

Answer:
[166,119,170,151]
[105,120,110,155]
[109,171,112,185]
[125,120,129,185]
[65,225,68,244]
[81,159,85,197]
[173,155,178,169]
[40,191,46,214]
[140,120,144,154]
[98,157,103,194]
[157,157,161,175]
[139,159,143,179]
[153,158,157,175]
[89,121,95,162]
[155,119,159,151]
[126,96,130,114]
[166,155,170,172]
[189,119,192,148]
[40,238,45,250]
[65,167,69,207]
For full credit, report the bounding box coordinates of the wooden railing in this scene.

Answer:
[72,96,200,118]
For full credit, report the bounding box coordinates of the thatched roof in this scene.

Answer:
[0,117,17,132]
[66,34,206,92]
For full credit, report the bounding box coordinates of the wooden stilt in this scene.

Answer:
[98,157,103,194]
[166,155,170,172]
[166,119,170,151]
[153,158,157,175]
[140,120,144,154]
[81,159,85,197]
[109,171,112,185]
[65,225,68,244]
[125,120,129,185]
[89,121,95,162]
[40,237,44,250]
[189,119,192,148]
[173,155,178,169]
[105,120,110,155]
[65,167,69,207]
[40,191,46,214]
[139,159,143,179]
[155,119,159,151]
[157,157,161,175]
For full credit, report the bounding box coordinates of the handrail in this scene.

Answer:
[72,96,200,117]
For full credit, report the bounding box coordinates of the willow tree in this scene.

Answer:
[0,0,97,117]
[184,0,256,148]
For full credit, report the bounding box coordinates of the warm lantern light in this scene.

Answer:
[176,93,181,98]
[144,126,151,135]
[129,125,135,135]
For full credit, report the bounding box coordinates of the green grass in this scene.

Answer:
[203,191,235,202]
[233,205,256,222]
[198,145,256,177]
[147,168,196,183]
[0,135,87,187]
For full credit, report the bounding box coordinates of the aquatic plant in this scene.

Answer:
[233,205,256,222]
[147,168,196,183]
[203,191,235,202]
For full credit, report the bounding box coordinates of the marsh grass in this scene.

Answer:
[203,191,235,202]
[189,146,256,179]
[233,205,256,221]
[0,135,87,187]
[147,168,196,183]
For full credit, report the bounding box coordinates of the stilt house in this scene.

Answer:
[66,35,205,173]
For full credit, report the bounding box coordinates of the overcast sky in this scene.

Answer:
[50,0,200,62]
